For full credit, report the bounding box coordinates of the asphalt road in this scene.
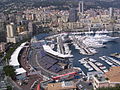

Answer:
[6,77,23,90]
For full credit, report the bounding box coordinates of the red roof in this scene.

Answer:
[36,84,40,90]
[52,72,77,80]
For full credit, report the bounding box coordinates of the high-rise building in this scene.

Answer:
[16,14,23,25]
[0,42,6,53]
[78,1,84,14]
[69,8,78,22]
[0,13,7,42]
[6,23,17,38]
[28,22,33,37]
[109,7,114,18]
[6,23,19,43]
[6,23,20,43]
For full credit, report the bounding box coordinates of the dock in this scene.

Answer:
[72,36,96,55]
[57,36,65,54]
[111,53,120,59]
[88,61,103,73]
[102,56,120,66]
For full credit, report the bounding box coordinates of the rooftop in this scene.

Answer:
[105,66,120,82]
[16,68,26,75]
[47,81,76,90]
[9,42,27,67]
[43,45,73,58]
[94,74,107,82]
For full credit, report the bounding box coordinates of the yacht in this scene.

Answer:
[111,53,120,58]
[94,34,119,43]
[73,67,81,71]
[88,67,94,71]
[100,66,106,70]
[79,59,87,64]
[105,60,113,66]
[95,62,103,67]
[51,44,55,49]
[103,69,108,72]
[89,58,97,62]
[84,63,94,71]
[95,30,109,34]
[84,63,91,68]
[99,56,113,66]
[74,43,80,49]
[83,37,105,48]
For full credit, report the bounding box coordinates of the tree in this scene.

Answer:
[7,86,12,90]
[3,65,16,80]
[0,52,3,57]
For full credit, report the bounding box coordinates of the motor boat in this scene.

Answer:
[94,34,119,43]
[95,62,103,67]
[89,58,97,62]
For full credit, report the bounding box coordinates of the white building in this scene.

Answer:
[78,1,84,14]
[16,68,26,80]
[6,23,17,38]
[6,23,19,43]
[92,67,120,90]
[0,42,6,53]
[9,42,27,80]
[109,7,114,19]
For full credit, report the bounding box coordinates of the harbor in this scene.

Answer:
[78,57,108,74]
[70,35,97,55]
[110,53,120,59]
[68,31,120,75]
[35,31,120,75]
[99,56,120,66]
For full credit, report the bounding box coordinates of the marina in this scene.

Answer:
[99,56,113,66]
[79,57,105,73]
[99,56,120,66]
[88,61,103,73]
[111,53,120,59]
[35,31,120,75]
[2,1,120,89]
[71,35,97,55]
[69,31,120,74]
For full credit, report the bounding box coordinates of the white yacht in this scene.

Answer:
[50,44,55,49]
[95,62,103,67]
[84,63,91,68]
[94,34,119,43]
[95,30,109,34]
[84,63,93,71]
[103,69,108,72]
[88,67,94,71]
[79,59,87,64]
[111,53,120,59]
[89,58,97,62]
[74,43,80,49]
[73,67,81,71]
[83,37,105,48]
[105,60,113,66]
[100,66,106,70]
[99,56,113,66]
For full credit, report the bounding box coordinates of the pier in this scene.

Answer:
[101,56,120,66]
[57,36,65,54]
[63,43,71,54]
[88,61,103,73]
[72,36,96,55]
